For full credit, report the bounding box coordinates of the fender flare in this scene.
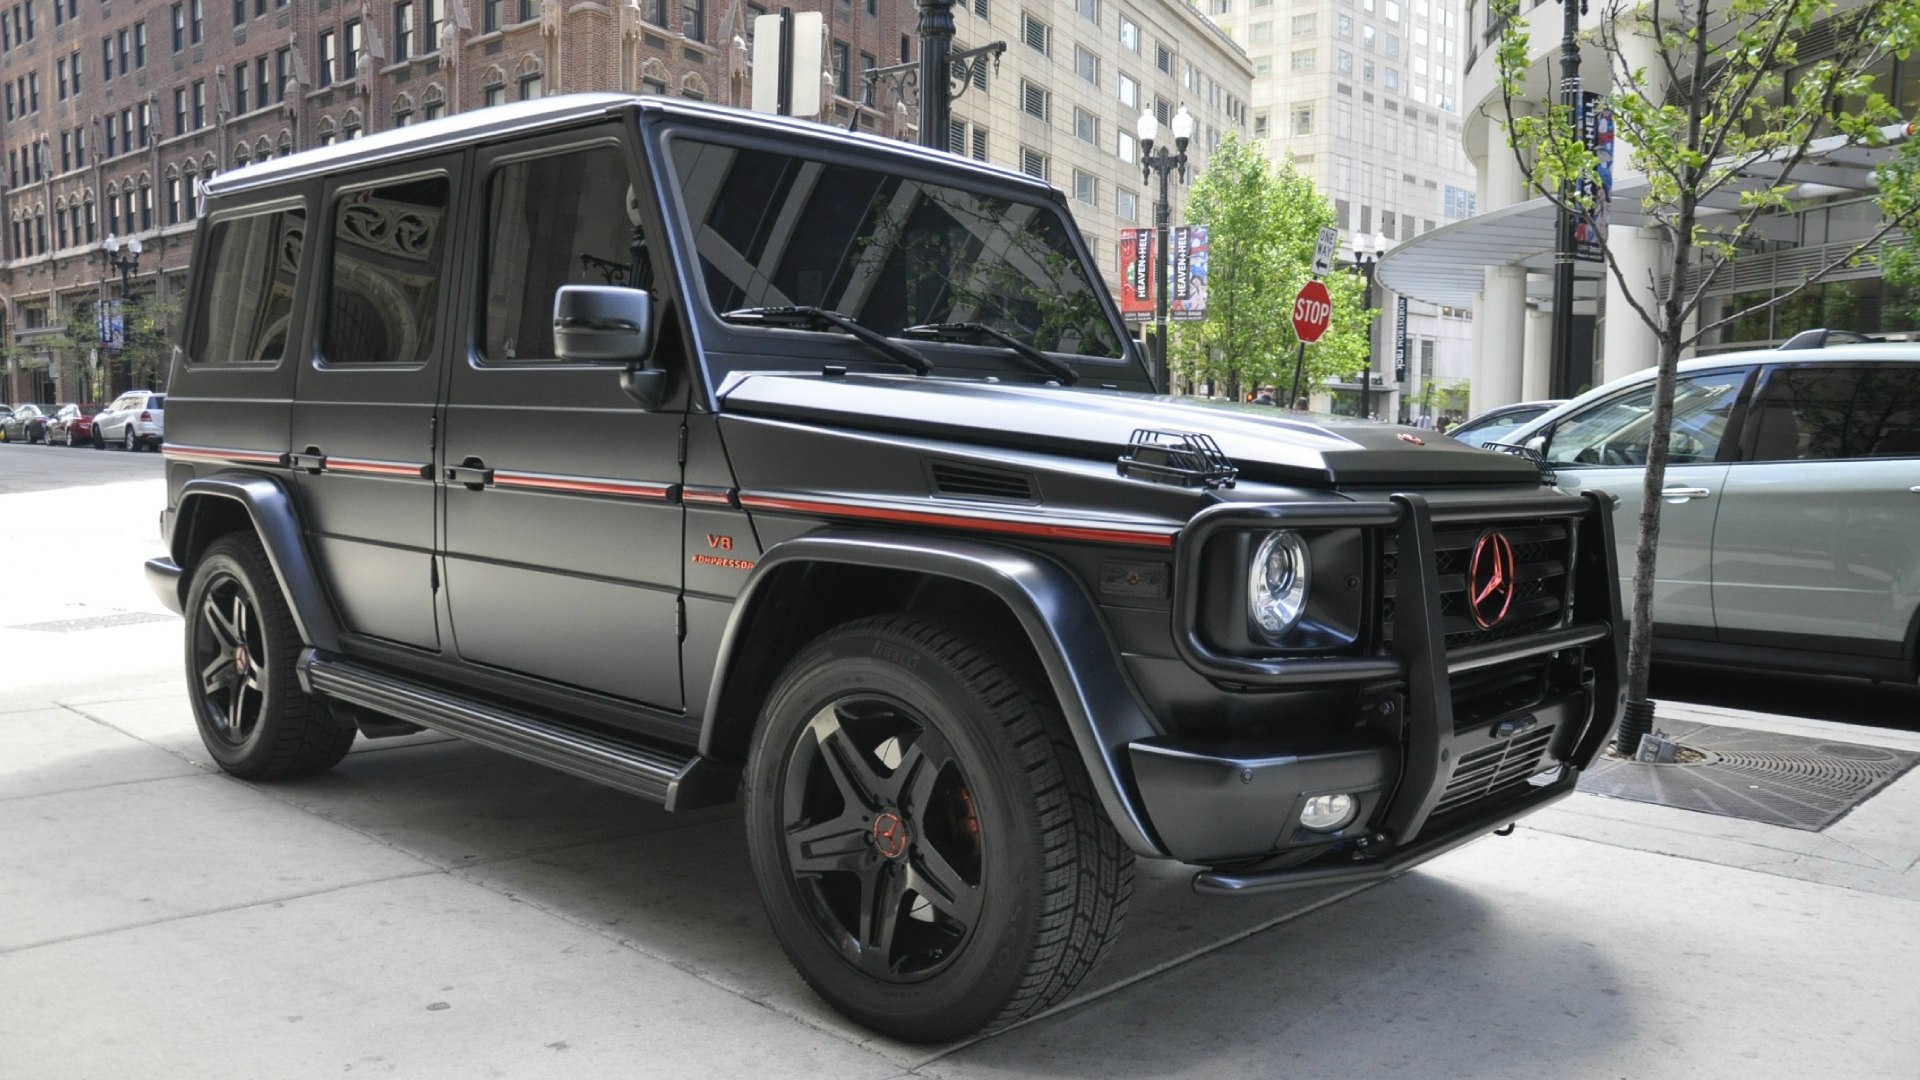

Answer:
[172,473,343,653]
[701,530,1168,857]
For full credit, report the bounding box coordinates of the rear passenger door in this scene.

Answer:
[1535,367,1751,636]
[438,127,688,710]
[1713,362,1920,652]
[291,161,460,653]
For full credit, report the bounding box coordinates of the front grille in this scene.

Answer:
[1380,518,1574,651]
[1432,724,1557,817]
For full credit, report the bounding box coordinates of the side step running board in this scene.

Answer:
[298,650,738,811]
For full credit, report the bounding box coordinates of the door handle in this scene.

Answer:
[1660,486,1712,502]
[288,449,326,474]
[447,460,495,490]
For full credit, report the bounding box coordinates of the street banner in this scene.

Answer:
[1575,91,1614,263]
[98,299,124,351]
[1394,297,1408,383]
[1171,225,1209,321]
[1119,228,1154,322]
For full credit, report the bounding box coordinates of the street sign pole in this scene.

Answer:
[1287,278,1333,412]
[1287,342,1308,412]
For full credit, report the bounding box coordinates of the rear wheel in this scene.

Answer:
[124,427,138,452]
[65,428,77,447]
[184,534,355,779]
[744,615,1132,1043]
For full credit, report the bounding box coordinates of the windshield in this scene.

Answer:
[665,134,1128,369]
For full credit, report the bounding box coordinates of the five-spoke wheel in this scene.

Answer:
[746,615,1132,1043]
[182,534,355,779]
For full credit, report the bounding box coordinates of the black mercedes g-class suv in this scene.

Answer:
[147,94,1623,1042]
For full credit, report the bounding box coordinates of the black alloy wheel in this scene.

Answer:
[745,616,1133,1043]
[183,534,355,779]
[778,695,985,985]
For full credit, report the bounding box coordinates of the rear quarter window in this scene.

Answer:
[187,207,306,365]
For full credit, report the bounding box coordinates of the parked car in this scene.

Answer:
[93,391,166,450]
[144,95,1626,1043]
[0,403,48,443]
[1503,340,1920,681]
[1447,399,1565,449]
[43,403,103,447]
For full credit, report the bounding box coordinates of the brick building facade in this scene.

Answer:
[0,0,913,403]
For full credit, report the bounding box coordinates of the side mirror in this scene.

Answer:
[554,285,655,363]
[1525,434,1548,454]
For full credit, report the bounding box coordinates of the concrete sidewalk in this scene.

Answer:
[3,621,1917,1080]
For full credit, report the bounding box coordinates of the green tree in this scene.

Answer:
[1492,0,1920,736]
[104,293,180,393]
[1169,133,1372,401]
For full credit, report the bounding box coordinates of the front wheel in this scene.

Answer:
[744,615,1133,1043]
[183,534,355,779]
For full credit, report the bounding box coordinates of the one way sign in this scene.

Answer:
[1312,225,1338,277]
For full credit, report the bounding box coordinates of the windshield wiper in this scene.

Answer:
[900,322,1079,385]
[720,306,933,376]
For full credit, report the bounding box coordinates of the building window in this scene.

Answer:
[234,66,248,113]
[1021,13,1049,55]
[1073,106,1096,144]
[1021,80,1049,122]
[424,97,444,120]
[859,52,876,106]
[276,47,291,100]
[1118,72,1137,109]
[193,80,207,129]
[1291,103,1313,136]
[1019,146,1048,181]
[140,182,154,230]
[1117,189,1136,221]
[1117,130,1135,163]
[168,177,183,225]
[395,1,413,62]
[682,0,703,41]
[171,4,184,51]
[344,20,362,79]
[1074,0,1097,24]
[518,73,541,100]
[644,0,666,25]
[1155,42,1172,73]
[831,41,849,97]
[190,0,203,43]
[1074,44,1097,84]
[486,83,506,107]
[1073,170,1095,205]
[1292,48,1315,71]
[318,29,336,87]
[1118,15,1136,50]
[484,0,502,31]
[421,0,441,54]
[174,87,187,135]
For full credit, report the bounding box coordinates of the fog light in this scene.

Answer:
[1299,793,1358,831]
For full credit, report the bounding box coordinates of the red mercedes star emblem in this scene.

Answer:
[871,812,909,860]
[1468,530,1518,629]
[1397,433,1425,445]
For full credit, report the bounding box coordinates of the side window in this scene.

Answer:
[186,206,305,365]
[1744,364,1920,461]
[481,144,642,363]
[322,174,449,365]
[1543,369,1748,467]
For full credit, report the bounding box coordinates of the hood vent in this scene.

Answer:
[929,461,1038,502]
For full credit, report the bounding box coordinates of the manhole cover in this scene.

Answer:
[12,611,179,633]
[1580,722,1920,831]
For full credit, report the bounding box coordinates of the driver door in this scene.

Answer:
[1535,367,1753,636]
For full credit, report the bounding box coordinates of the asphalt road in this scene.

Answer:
[0,432,166,495]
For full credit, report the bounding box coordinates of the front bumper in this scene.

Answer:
[1136,490,1623,891]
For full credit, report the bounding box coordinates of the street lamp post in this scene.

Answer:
[1136,105,1193,396]
[1350,230,1387,417]
[103,233,142,396]
[1547,0,1585,399]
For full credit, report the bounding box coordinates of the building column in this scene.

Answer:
[1524,304,1553,400]
[1471,264,1527,413]
[1602,225,1663,383]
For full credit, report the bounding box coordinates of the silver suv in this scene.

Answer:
[94,391,166,450]
[1504,343,1920,681]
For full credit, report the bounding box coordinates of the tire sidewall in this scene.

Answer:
[183,540,296,775]
[745,624,1050,1041]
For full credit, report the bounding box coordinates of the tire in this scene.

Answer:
[744,615,1133,1043]
[92,427,104,449]
[183,533,355,779]
[124,427,138,452]
[65,428,77,447]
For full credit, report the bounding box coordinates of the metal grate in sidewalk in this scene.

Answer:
[1579,721,1920,831]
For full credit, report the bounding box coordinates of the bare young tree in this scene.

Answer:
[1489,0,1920,741]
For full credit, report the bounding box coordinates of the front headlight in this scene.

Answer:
[1247,530,1311,640]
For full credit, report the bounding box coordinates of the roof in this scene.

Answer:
[204,94,1059,202]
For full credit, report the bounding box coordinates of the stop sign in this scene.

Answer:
[1292,280,1332,343]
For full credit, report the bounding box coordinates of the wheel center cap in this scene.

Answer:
[871,811,910,860]
[233,646,251,674]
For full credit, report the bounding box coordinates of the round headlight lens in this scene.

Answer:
[1300,793,1359,831]
[1248,530,1311,639]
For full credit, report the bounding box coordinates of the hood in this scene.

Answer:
[719,374,1542,488]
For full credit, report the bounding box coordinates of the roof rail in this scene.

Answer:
[1776,328,1882,350]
